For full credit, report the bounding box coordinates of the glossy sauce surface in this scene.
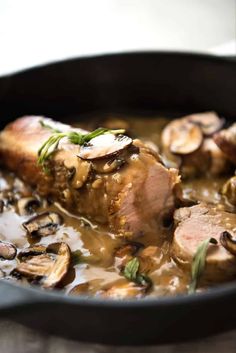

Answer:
[0,115,232,297]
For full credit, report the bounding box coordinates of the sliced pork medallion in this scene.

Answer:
[172,203,236,281]
[0,116,180,238]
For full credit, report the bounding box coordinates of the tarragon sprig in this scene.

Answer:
[123,257,152,290]
[188,237,217,294]
[37,120,125,172]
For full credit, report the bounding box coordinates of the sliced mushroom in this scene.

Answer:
[17,197,41,216]
[220,231,236,256]
[16,253,54,277]
[43,242,71,288]
[171,122,203,155]
[0,241,17,260]
[222,176,236,206]
[23,212,63,237]
[64,157,91,189]
[162,119,203,156]
[69,279,103,296]
[18,245,47,260]
[15,242,71,288]
[202,138,230,176]
[214,123,236,164]
[187,112,224,136]
[78,134,132,160]
[69,282,90,295]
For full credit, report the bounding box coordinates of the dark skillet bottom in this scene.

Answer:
[1,280,236,345]
[10,304,233,345]
[0,52,235,344]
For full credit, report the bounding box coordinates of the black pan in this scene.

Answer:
[0,52,235,345]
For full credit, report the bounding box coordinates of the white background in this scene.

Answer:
[0,0,235,75]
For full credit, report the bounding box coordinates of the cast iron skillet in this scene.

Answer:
[0,52,235,345]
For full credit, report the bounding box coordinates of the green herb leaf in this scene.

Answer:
[123,257,153,290]
[37,121,125,172]
[37,132,68,172]
[71,249,82,266]
[123,257,140,281]
[39,120,62,133]
[188,237,217,294]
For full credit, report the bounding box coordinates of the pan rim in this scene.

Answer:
[0,50,235,311]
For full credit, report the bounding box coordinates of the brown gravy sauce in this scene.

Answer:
[0,116,232,297]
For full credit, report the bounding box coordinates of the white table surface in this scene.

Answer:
[0,0,235,76]
[0,1,235,352]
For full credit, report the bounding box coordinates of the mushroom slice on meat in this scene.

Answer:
[78,134,132,160]
[220,231,236,256]
[162,119,203,156]
[22,212,63,237]
[15,242,71,288]
[214,123,236,164]
[186,112,224,136]
[17,197,41,215]
[0,241,17,260]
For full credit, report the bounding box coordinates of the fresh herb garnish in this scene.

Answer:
[39,120,61,133]
[123,257,139,281]
[123,257,152,289]
[188,237,217,294]
[71,249,82,266]
[37,120,125,172]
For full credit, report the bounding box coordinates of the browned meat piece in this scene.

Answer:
[172,204,236,281]
[214,123,236,164]
[0,116,180,238]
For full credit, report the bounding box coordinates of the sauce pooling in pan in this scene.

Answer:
[0,112,235,298]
